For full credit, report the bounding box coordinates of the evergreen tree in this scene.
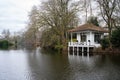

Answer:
[87,16,99,26]
[111,29,120,48]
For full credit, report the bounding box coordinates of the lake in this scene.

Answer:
[0,48,120,80]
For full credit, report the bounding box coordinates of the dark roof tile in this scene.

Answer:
[68,23,108,33]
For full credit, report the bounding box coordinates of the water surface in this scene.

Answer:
[0,48,120,80]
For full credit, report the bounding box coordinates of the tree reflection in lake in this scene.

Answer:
[0,48,120,80]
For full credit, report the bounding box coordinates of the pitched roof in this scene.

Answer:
[68,23,108,33]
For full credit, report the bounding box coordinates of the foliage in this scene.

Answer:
[24,0,80,50]
[23,0,120,51]
[39,0,80,50]
[0,40,13,49]
[100,38,109,50]
[24,27,36,48]
[24,6,40,48]
[96,0,117,49]
[111,29,120,48]
[40,28,60,49]
[87,16,99,26]
[72,39,78,42]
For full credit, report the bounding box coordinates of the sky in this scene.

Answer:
[0,0,41,33]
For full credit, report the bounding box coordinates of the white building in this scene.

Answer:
[68,23,107,53]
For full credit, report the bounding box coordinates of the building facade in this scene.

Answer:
[68,23,107,53]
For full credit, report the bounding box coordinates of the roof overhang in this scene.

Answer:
[68,23,108,33]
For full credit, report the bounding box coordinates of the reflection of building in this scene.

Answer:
[68,23,107,53]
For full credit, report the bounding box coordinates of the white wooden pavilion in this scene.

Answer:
[68,23,107,54]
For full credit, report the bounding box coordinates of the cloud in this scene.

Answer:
[0,0,40,34]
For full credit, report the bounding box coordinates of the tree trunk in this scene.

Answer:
[61,30,67,52]
[108,22,113,50]
[108,32,112,50]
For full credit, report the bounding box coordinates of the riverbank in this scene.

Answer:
[93,48,120,55]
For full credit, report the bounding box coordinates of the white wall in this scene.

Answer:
[86,31,94,45]
[77,33,80,42]
[76,31,101,47]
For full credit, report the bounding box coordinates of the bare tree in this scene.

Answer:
[24,6,40,48]
[81,0,93,22]
[96,0,117,49]
[114,0,120,29]
[39,0,80,50]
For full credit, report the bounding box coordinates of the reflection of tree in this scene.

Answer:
[109,55,120,66]
[26,48,70,80]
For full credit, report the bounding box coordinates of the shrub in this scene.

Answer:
[100,38,109,50]
[0,40,13,49]
[111,29,120,48]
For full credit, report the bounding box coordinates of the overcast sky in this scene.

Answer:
[0,0,41,33]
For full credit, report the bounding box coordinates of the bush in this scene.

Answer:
[100,38,109,50]
[111,29,120,48]
[0,40,13,49]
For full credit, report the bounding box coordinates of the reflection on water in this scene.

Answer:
[0,48,120,80]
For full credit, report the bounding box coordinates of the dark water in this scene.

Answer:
[0,48,120,80]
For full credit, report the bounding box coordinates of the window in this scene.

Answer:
[94,33,101,43]
[81,34,86,42]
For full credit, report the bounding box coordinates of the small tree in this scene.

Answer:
[101,38,109,50]
[2,29,10,40]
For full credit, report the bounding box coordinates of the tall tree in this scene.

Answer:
[114,0,120,29]
[24,6,40,48]
[39,0,80,51]
[82,0,93,22]
[96,0,117,49]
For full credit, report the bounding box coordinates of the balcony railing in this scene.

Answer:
[68,42,87,46]
[68,42,100,47]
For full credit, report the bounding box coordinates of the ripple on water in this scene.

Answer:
[0,49,120,80]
